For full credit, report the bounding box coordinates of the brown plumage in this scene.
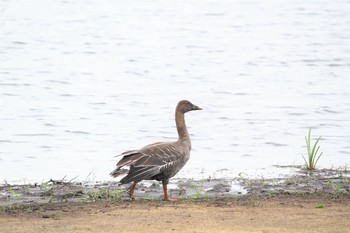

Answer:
[110,100,202,201]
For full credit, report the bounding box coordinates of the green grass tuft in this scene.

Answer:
[8,188,22,200]
[315,203,325,208]
[302,128,323,170]
[84,188,124,202]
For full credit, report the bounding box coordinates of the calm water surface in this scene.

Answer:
[1,0,350,183]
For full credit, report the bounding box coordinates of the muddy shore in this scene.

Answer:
[1,168,349,233]
[1,167,349,206]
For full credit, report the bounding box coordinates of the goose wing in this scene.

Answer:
[110,142,185,183]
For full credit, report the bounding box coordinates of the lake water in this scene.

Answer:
[1,0,350,183]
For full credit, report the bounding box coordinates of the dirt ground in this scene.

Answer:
[1,195,349,233]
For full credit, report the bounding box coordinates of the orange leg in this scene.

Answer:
[162,181,177,202]
[128,181,137,200]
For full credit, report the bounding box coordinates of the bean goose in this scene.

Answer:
[110,100,202,201]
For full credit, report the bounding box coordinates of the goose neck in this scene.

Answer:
[175,111,190,142]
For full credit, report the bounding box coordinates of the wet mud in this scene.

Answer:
[1,167,349,208]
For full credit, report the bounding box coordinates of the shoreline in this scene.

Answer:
[1,167,349,208]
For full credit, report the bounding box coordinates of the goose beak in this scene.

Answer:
[192,105,203,111]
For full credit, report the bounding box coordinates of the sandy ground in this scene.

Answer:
[1,195,349,233]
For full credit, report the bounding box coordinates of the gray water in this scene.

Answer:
[1,0,350,183]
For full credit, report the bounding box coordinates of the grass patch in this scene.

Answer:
[40,181,50,192]
[8,188,22,200]
[84,188,124,202]
[315,203,325,208]
[302,128,323,170]
[143,193,154,201]
[188,179,207,199]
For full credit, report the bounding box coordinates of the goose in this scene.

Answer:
[110,100,202,201]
